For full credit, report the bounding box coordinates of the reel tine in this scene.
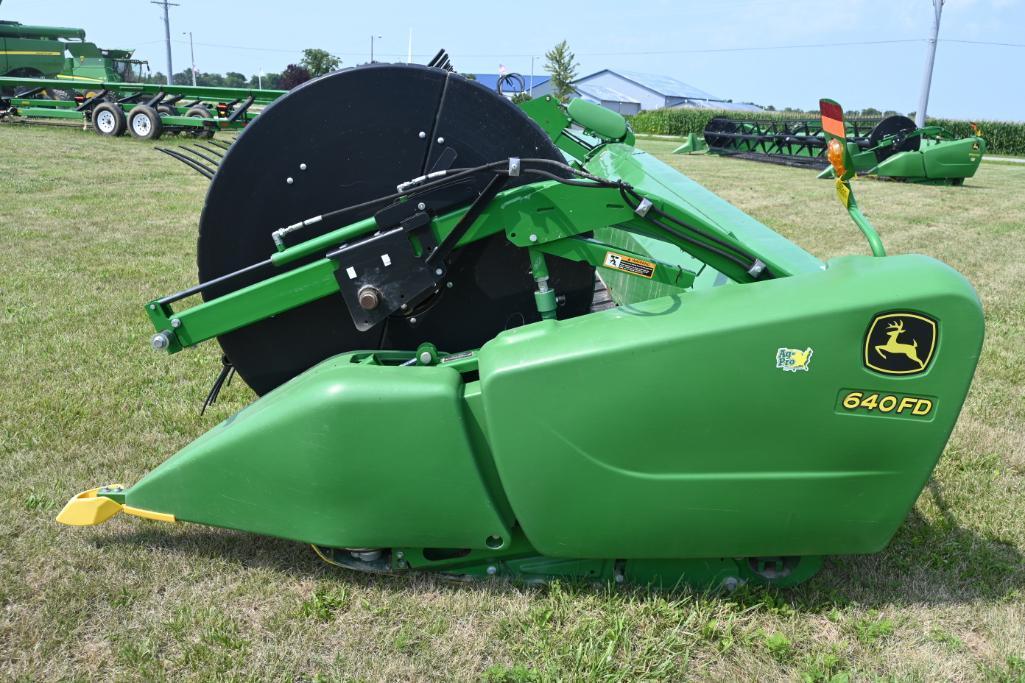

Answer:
[193,142,225,158]
[180,145,223,168]
[155,147,215,180]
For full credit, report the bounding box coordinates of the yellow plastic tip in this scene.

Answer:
[55,487,123,526]
[122,505,175,524]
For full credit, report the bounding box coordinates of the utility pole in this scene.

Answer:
[915,0,944,128]
[370,35,381,64]
[183,31,196,86]
[151,0,179,86]
[407,29,412,64]
[529,56,535,96]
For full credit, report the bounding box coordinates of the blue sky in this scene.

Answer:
[5,0,1023,121]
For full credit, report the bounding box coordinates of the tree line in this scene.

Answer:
[136,41,909,118]
[141,48,342,90]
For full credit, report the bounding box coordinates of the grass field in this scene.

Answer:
[1,124,1023,681]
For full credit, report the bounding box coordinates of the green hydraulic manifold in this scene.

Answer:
[55,75,984,592]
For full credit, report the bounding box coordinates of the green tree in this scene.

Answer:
[301,48,341,78]
[224,71,247,88]
[544,40,578,101]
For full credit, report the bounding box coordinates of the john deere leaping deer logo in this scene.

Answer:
[864,312,937,375]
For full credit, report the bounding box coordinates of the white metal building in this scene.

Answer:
[533,69,762,113]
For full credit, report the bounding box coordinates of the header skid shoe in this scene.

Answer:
[60,75,984,590]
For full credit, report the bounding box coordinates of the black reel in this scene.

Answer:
[197,63,596,395]
[868,115,920,162]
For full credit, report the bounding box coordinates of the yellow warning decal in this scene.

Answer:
[836,390,935,419]
[834,178,851,208]
[603,251,655,279]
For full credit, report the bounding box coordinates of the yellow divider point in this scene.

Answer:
[55,487,175,525]
[55,487,123,526]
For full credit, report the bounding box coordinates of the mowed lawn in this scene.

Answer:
[1,124,1023,681]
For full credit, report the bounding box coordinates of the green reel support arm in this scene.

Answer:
[820,98,886,257]
[147,117,821,354]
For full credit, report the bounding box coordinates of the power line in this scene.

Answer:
[141,36,1025,63]
[943,38,1025,48]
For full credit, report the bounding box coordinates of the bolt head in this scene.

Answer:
[419,351,432,364]
[150,332,169,350]
[357,286,381,310]
[418,131,426,139]
[170,318,181,328]
[299,163,307,171]
[400,303,408,311]
[446,281,453,289]
[486,565,497,575]
[396,551,404,559]
[434,268,444,276]
[409,317,417,325]
[149,304,156,310]
[437,136,445,144]
[286,177,294,185]
[529,234,538,242]
[417,202,427,211]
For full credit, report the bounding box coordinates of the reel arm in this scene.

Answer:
[148,138,822,355]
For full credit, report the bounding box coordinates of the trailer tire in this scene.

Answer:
[185,106,216,139]
[128,105,163,140]
[92,102,127,137]
[156,105,181,136]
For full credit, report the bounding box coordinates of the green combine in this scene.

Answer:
[57,63,984,590]
[679,113,985,185]
[0,1,146,83]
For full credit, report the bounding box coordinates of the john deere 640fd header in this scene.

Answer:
[56,62,983,589]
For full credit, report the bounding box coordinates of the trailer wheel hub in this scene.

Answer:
[131,114,150,136]
[95,110,116,133]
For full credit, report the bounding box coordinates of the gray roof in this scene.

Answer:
[610,70,720,100]
[574,69,762,111]
[670,99,763,112]
[574,83,640,104]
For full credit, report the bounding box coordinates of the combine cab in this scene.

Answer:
[56,64,984,590]
[687,113,985,185]
[60,43,147,84]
